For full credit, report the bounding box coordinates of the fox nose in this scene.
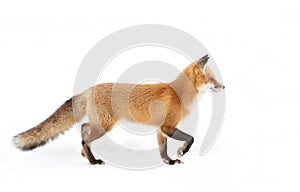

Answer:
[214,85,225,89]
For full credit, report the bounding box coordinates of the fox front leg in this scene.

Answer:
[157,130,183,165]
[171,129,194,157]
[161,126,194,158]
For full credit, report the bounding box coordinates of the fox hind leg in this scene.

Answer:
[81,140,104,165]
[81,123,106,165]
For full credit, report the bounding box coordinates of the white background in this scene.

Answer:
[1,0,300,191]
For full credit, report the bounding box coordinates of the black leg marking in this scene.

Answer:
[81,140,105,165]
[161,137,170,160]
[170,128,194,157]
[161,137,183,165]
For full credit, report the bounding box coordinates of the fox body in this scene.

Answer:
[14,55,225,165]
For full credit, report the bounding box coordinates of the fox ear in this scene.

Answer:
[197,54,209,68]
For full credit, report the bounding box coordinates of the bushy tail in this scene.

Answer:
[14,96,85,151]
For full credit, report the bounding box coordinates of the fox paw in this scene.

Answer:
[163,159,184,165]
[90,159,105,165]
[177,147,185,158]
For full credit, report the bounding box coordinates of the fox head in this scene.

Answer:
[183,55,225,92]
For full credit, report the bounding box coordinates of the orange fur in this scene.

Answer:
[14,57,224,165]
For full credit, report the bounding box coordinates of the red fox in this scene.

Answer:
[14,55,225,165]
